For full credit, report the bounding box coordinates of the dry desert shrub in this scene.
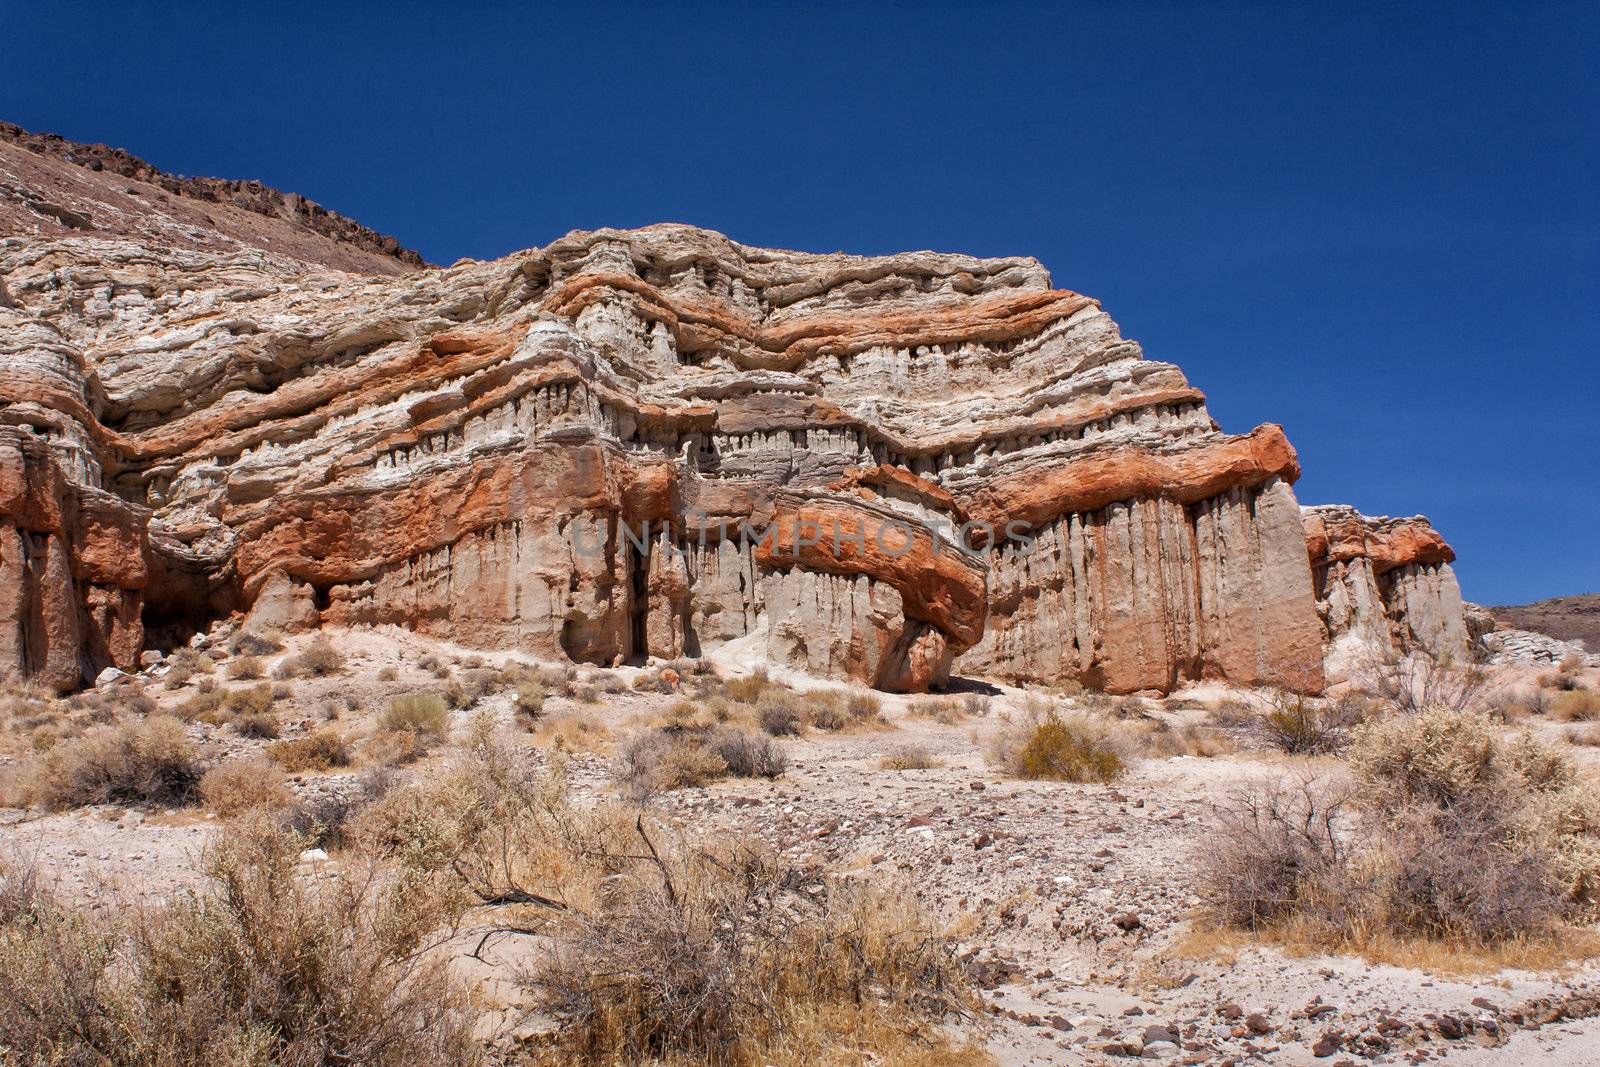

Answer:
[758,695,803,736]
[0,818,477,1066]
[381,691,450,736]
[232,709,280,739]
[377,665,399,682]
[269,727,353,773]
[1565,724,1600,747]
[530,709,609,753]
[225,654,265,680]
[781,687,884,732]
[360,737,980,1065]
[1541,670,1584,692]
[909,697,969,726]
[725,667,773,704]
[226,627,284,657]
[1203,706,1600,953]
[1133,719,1237,758]
[1551,688,1600,722]
[1358,654,1492,715]
[24,716,198,810]
[616,726,786,796]
[514,680,546,723]
[197,757,294,817]
[275,636,347,680]
[1201,777,1350,928]
[985,707,1127,783]
[847,688,884,722]
[880,744,942,770]
[364,728,430,768]
[1247,689,1365,755]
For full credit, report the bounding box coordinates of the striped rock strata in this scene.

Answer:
[1302,504,1469,673]
[0,222,1450,692]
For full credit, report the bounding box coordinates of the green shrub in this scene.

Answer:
[987,711,1126,783]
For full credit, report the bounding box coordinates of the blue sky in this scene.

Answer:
[6,1,1596,604]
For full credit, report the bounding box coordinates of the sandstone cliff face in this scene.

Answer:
[0,220,1457,692]
[1302,504,1469,673]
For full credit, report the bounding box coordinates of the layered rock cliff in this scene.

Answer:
[0,221,1340,693]
[1,204,1467,693]
[1302,504,1469,673]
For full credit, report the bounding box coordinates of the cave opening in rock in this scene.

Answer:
[627,536,650,663]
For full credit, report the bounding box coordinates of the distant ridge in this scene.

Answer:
[0,119,429,274]
[1489,593,1600,650]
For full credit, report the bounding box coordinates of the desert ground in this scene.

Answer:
[5,624,1600,1066]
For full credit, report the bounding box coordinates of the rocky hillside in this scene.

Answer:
[1490,594,1600,651]
[0,121,426,274]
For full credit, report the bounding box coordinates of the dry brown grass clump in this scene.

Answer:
[1132,719,1237,758]
[1551,688,1600,722]
[725,668,773,704]
[23,716,199,810]
[225,654,266,680]
[0,819,476,1065]
[530,709,609,753]
[985,706,1127,783]
[1202,706,1600,957]
[269,727,353,773]
[198,757,294,816]
[380,691,450,736]
[880,744,942,771]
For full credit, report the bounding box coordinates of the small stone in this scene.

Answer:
[94,667,129,687]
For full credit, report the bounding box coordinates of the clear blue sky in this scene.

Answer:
[6,1,1596,605]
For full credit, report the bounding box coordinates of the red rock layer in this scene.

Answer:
[0,222,1458,692]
